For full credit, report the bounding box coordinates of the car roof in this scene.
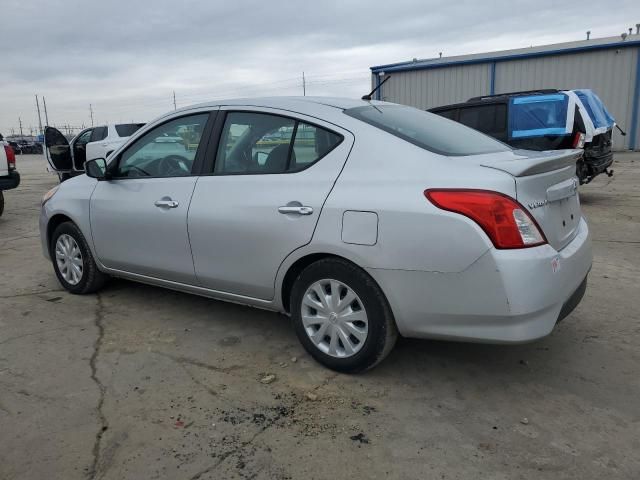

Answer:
[165,96,384,119]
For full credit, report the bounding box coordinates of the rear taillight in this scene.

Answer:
[4,145,16,170]
[572,132,586,149]
[424,189,547,249]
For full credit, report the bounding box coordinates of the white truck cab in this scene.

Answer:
[44,123,144,182]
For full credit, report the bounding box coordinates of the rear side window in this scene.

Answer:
[508,94,569,139]
[458,104,506,136]
[89,126,108,142]
[345,104,509,156]
[214,112,342,174]
[115,123,145,137]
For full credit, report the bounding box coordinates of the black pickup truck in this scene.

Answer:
[429,89,618,184]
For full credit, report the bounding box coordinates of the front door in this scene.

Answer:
[90,112,214,284]
[188,109,352,300]
[44,127,72,172]
[44,127,94,172]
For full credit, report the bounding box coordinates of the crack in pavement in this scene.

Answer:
[87,294,108,480]
[0,324,83,346]
[188,371,339,480]
[0,288,65,299]
[592,239,640,244]
[154,351,245,377]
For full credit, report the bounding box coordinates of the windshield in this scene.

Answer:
[344,104,510,156]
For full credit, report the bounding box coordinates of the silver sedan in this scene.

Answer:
[40,97,592,372]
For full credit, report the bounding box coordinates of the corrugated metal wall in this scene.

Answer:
[379,63,491,110]
[376,46,639,150]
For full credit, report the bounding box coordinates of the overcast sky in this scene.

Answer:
[1,0,638,135]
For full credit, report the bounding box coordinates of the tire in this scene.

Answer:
[0,191,4,217]
[50,221,108,294]
[290,258,398,373]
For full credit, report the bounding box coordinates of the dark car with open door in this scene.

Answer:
[429,89,620,184]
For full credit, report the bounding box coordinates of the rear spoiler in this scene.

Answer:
[480,149,582,177]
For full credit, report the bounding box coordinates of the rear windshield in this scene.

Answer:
[344,104,509,156]
[115,123,145,137]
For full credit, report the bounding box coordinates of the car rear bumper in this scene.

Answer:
[367,217,592,343]
[584,150,613,173]
[0,171,20,190]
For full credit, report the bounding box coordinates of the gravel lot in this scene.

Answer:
[1,153,639,480]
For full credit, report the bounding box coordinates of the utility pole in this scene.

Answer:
[302,72,306,96]
[173,91,177,110]
[89,104,94,126]
[18,117,23,137]
[43,96,50,126]
[35,94,43,135]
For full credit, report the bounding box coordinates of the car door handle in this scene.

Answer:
[278,205,313,215]
[154,199,179,208]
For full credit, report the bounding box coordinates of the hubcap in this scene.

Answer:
[55,234,83,285]
[301,279,369,358]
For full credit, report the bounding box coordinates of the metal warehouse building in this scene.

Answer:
[370,34,640,150]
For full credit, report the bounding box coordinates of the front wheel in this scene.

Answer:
[290,258,397,373]
[51,221,108,294]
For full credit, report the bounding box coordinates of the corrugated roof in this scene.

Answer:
[371,34,640,74]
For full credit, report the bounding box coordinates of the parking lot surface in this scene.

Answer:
[1,154,639,479]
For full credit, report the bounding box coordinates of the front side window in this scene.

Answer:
[75,129,93,145]
[114,114,208,178]
[215,112,342,174]
[345,104,509,156]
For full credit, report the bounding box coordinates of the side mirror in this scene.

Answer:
[85,158,110,180]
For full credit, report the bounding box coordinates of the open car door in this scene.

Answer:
[44,126,73,172]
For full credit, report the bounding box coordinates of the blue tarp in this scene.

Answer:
[508,94,570,139]
[573,89,615,130]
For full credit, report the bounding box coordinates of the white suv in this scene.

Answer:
[45,123,144,182]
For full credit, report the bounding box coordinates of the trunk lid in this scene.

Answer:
[473,149,583,251]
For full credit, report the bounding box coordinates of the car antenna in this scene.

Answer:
[362,74,391,101]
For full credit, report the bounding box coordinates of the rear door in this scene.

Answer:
[188,108,353,300]
[85,126,109,163]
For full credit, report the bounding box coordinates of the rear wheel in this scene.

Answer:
[0,191,4,217]
[51,221,108,294]
[290,258,397,373]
